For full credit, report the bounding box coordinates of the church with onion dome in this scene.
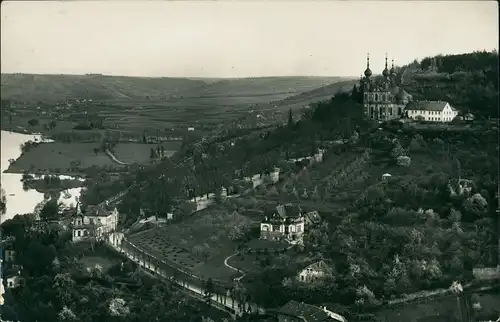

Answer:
[360,53,413,121]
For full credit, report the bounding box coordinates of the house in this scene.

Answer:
[405,101,458,122]
[277,300,348,322]
[65,98,78,107]
[71,202,119,242]
[297,260,333,283]
[4,249,15,262]
[304,211,321,226]
[220,186,228,200]
[6,275,24,289]
[382,173,392,181]
[448,178,474,196]
[260,204,305,244]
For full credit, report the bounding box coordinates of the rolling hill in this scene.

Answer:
[0,73,349,104]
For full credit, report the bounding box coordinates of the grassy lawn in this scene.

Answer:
[113,142,181,164]
[6,142,122,174]
[128,205,259,283]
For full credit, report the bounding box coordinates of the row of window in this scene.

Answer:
[364,93,392,102]
[262,224,302,233]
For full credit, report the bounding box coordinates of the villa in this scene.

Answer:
[260,203,305,244]
[71,201,119,242]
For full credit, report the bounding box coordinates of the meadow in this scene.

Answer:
[5,141,181,175]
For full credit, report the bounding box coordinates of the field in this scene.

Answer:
[113,142,181,164]
[6,142,119,174]
[127,206,258,283]
[2,74,356,138]
[5,141,181,174]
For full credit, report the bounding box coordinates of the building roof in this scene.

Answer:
[395,88,412,102]
[275,203,303,218]
[405,100,450,112]
[305,211,322,224]
[84,203,115,217]
[301,260,333,275]
[278,301,331,322]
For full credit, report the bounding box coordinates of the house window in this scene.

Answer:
[77,230,81,237]
[301,275,304,281]
[375,94,378,101]
[364,93,368,101]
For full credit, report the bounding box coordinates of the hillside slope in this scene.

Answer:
[180,76,345,98]
[0,74,349,104]
[397,51,499,117]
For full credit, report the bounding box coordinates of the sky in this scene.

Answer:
[1,1,498,78]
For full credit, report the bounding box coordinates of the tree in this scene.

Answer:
[40,199,61,222]
[287,108,293,127]
[204,277,215,305]
[28,118,39,127]
[0,184,6,218]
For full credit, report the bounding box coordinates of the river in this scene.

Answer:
[1,130,83,223]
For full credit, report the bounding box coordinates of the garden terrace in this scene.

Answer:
[127,206,259,283]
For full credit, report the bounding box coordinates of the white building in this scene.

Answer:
[297,260,333,283]
[405,101,458,122]
[72,202,119,242]
[6,276,24,289]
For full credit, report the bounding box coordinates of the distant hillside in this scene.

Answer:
[0,74,207,102]
[0,73,348,104]
[181,76,346,98]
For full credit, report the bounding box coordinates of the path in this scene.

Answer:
[223,252,246,282]
[105,149,130,165]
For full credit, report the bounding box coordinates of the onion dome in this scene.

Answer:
[382,55,390,77]
[390,59,397,76]
[364,67,372,78]
[364,53,372,78]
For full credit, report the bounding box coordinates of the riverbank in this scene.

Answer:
[21,175,85,194]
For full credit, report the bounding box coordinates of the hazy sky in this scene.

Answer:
[1,1,498,78]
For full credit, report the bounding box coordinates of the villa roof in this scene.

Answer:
[405,100,450,112]
[84,203,115,217]
[305,211,321,224]
[278,301,330,322]
[275,203,303,218]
